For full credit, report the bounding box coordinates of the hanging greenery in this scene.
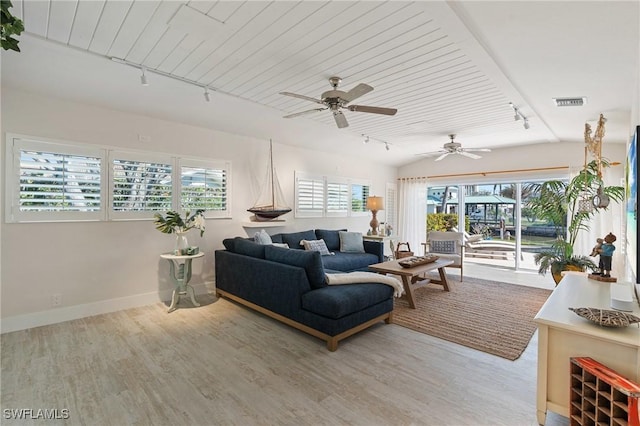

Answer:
[1,0,24,52]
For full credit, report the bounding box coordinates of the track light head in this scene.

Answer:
[523,119,530,130]
[385,142,390,151]
[364,136,370,144]
[204,87,210,102]
[514,112,520,121]
[140,67,149,86]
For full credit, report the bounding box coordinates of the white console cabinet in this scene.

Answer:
[534,274,640,425]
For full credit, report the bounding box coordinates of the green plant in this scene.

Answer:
[527,160,624,278]
[153,210,206,236]
[1,0,24,52]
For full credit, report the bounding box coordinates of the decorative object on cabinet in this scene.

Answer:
[568,307,640,328]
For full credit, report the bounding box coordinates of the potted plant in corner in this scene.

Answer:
[527,160,624,284]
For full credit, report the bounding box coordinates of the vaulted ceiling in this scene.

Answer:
[2,1,638,166]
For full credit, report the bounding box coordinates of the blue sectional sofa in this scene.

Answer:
[215,229,392,351]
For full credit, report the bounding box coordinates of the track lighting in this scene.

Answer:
[509,102,530,129]
[385,142,390,151]
[203,86,211,102]
[364,136,370,144]
[140,66,149,86]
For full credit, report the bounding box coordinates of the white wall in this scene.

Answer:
[0,88,397,331]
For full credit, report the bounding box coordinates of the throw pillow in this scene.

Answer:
[272,243,289,249]
[253,229,272,245]
[301,239,333,256]
[339,231,365,253]
[430,240,456,254]
[314,229,346,251]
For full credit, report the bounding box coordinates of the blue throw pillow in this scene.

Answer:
[339,231,365,253]
[314,229,346,251]
[430,240,456,254]
[280,230,317,250]
[264,245,326,288]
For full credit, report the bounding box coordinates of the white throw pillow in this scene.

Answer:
[301,239,332,256]
[254,229,272,245]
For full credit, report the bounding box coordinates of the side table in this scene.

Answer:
[160,252,204,313]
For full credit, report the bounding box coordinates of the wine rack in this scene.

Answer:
[570,357,640,426]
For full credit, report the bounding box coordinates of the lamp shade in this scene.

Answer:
[366,196,384,211]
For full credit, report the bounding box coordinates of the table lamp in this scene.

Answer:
[366,196,384,235]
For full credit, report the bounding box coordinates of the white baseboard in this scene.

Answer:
[0,282,215,334]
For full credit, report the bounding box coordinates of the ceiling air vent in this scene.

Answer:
[553,97,587,107]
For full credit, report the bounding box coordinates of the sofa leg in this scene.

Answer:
[385,311,393,324]
[327,338,338,352]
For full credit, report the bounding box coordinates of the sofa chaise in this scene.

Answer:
[215,230,393,351]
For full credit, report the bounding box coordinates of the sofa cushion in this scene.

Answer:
[278,230,317,250]
[301,239,332,256]
[222,238,236,252]
[339,231,365,253]
[314,229,346,251]
[301,284,393,319]
[322,252,380,272]
[253,229,272,245]
[233,237,266,259]
[264,245,327,288]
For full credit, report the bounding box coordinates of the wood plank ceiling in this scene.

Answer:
[11,0,637,159]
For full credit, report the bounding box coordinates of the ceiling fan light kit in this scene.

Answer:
[418,134,491,161]
[280,76,397,128]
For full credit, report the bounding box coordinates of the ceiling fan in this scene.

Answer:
[279,76,397,129]
[418,134,491,161]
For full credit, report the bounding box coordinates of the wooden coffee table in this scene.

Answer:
[368,258,454,309]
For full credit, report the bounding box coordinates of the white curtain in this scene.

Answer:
[573,165,625,274]
[397,177,428,255]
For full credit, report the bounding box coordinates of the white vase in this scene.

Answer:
[174,231,189,255]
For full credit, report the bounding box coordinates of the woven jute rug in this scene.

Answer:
[392,275,552,361]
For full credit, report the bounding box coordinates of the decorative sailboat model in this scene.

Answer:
[247,139,292,221]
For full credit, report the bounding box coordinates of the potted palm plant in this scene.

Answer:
[527,160,624,284]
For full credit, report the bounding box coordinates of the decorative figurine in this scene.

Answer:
[598,233,616,278]
[589,233,617,282]
[590,238,604,258]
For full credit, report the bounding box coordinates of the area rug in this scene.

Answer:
[392,276,552,361]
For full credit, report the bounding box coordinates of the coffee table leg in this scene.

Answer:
[401,276,416,308]
[437,267,450,291]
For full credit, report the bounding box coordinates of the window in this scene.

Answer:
[110,152,173,218]
[295,173,324,218]
[294,171,371,218]
[7,137,104,222]
[5,134,232,222]
[326,180,349,216]
[351,183,370,214]
[180,160,230,218]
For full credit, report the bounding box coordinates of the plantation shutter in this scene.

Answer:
[351,183,370,213]
[326,181,349,216]
[295,173,324,217]
[181,164,229,215]
[111,155,173,216]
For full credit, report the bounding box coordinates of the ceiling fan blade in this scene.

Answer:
[279,92,324,105]
[347,105,397,115]
[341,83,373,103]
[333,111,348,128]
[435,153,450,161]
[459,151,482,159]
[283,108,327,118]
[463,148,492,152]
[417,150,446,157]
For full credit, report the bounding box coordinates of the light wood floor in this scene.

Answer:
[1,294,569,426]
